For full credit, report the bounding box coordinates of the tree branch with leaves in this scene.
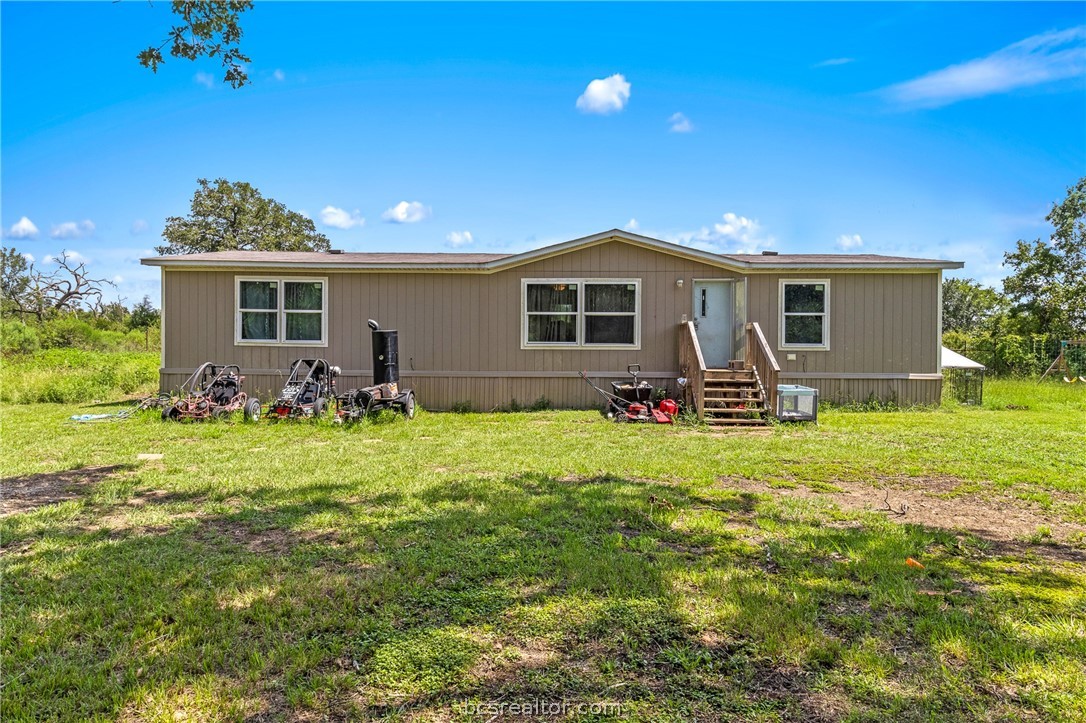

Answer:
[137,1,255,89]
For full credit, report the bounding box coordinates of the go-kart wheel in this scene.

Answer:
[211,407,227,419]
[162,405,180,421]
[243,398,261,422]
[313,398,326,418]
[404,391,416,419]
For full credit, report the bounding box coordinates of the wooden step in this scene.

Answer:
[705,408,765,415]
[704,380,758,389]
[705,370,754,380]
[705,417,768,426]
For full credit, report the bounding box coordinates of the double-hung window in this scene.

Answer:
[236,277,327,345]
[779,279,829,350]
[522,279,640,348]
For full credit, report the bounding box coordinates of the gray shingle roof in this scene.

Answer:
[142,229,963,271]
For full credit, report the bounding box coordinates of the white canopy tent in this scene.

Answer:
[941,346,985,370]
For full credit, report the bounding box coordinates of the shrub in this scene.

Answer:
[33,316,158,353]
[1,321,41,355]
[0,349,160,404]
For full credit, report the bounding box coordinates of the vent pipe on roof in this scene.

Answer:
[761,250,779,256]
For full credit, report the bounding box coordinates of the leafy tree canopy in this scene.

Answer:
[129,296,161,330]
[1,247,31,316]
[1003,177,1086,339]
[942,278,1007,335]
[138,1,254,89]
[156,178,330,255]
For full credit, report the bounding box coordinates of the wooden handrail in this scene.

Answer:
[679,321,707,420]
[746,322,781,418]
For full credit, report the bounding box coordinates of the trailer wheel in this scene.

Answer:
[243,398,261,422]
[404,391,416,419]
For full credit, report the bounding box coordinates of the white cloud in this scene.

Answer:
[194,71,215,89]
[22,253,34,263]
[668,112,693,133]
[51,220,95,239]
[664,213,775,254]
[44,250,88,265]
[6,216,39,239]
[883,26,1086,108]
[112,275,125,284]
[445,231,474,248]
[273,69,285,81]
[131,219,150,235]
[836,233,864,250]
[624,218,640,232]
[320,205,365,230]
[381,201,431,224]
[814,57,855,68]
[576,73,631,114]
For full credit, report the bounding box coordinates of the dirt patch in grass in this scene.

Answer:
[1,464,132,516]
[196,518,343,555]
[469,641,559,687]
[718,476,1086,562]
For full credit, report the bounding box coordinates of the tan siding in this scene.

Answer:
[779,376,943,406]
[745,271,939,377]
[161,240,942,408]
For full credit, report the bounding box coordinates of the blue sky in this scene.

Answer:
[3,2,1084,305]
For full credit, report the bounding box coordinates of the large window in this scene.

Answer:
[522,279,640,348]
[235,277,327,345]
[779,279,829,349]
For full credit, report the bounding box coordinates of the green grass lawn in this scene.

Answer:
[2,377,1085,721]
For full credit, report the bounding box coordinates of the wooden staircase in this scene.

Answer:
[679,320,781,428]
[702,368,768,426]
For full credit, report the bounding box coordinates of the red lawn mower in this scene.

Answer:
[580,366,676,424]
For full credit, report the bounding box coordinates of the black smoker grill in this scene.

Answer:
[334,320,416,421]
[372,325,399,385]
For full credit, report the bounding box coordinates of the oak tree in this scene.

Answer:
[1003,178,1086,338]
[156,178,330,255]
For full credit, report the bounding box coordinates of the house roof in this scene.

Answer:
[141,228,964,272]
[145,250,513,265]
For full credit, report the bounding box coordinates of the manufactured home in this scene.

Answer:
[142,229,962,423]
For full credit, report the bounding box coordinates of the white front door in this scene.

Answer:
[693,280,734,368]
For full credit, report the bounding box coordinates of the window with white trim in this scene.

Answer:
[780,280,829,349]
[523,279,640,348]
[236,277,327,345]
